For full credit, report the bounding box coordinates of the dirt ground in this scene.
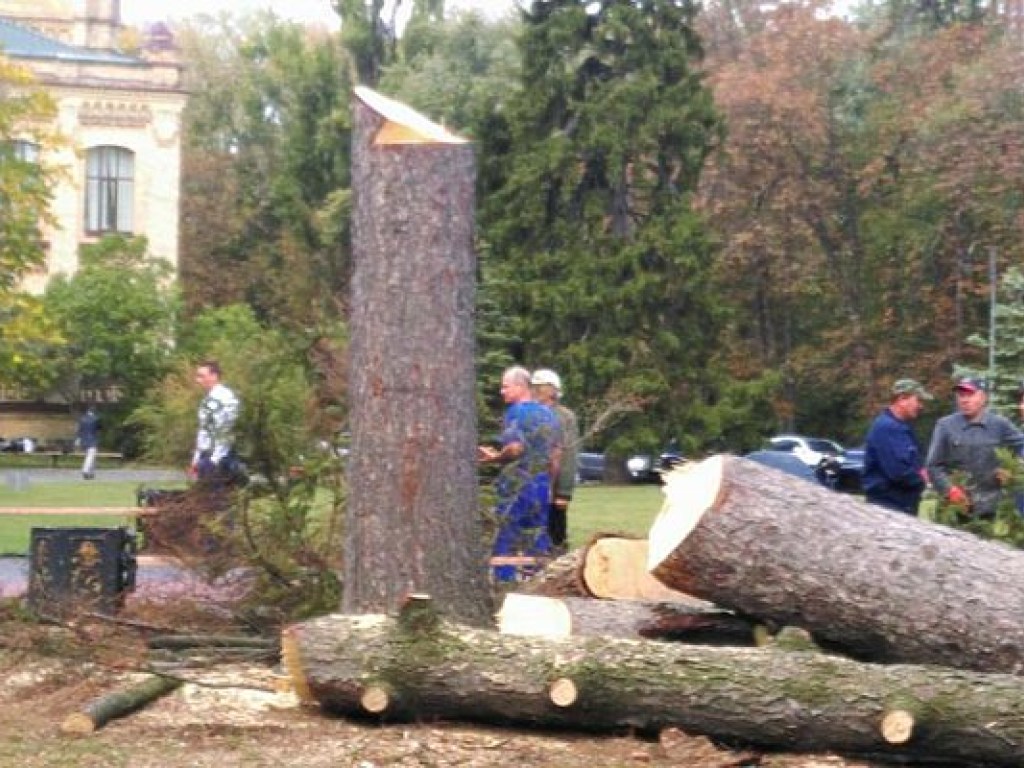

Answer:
[0,595,902,768]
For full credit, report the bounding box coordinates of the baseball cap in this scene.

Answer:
[954,376,987,394]
[531,368,562,393]
[891,378,933,400]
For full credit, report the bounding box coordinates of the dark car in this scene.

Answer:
[625,441,685,483]
[576,451,605,483]
[744,450,818,483]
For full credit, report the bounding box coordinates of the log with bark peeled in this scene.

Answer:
[282,598,1024,765]
[497,593,757,645]
[648,455,1024,674]
[61,674,182,735]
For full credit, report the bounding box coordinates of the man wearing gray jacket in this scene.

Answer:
[926,376,1024,518]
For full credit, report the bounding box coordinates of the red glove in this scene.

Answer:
[947,486,968,505]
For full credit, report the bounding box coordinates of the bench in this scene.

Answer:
[2,450,126,468]
[0,507,154,518]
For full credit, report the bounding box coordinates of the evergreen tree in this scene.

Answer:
[479,0,726,452]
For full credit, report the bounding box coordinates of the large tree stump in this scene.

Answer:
[346,87,491,626]
[282,598,1024,765]
[649,455,1024,674]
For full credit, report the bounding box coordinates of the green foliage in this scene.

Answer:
[131,304,313,470]
[40,236,177,449]
[929,449,1024,549]
[479,0,726,450]
[177,14,353,326]
[0,57,59,292]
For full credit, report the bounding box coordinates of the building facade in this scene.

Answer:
[0,0,186,442]
[0,0,186,292]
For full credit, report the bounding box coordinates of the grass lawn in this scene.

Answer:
[0,479,663,556]
[567,482,664,548]
[0,480,173,555]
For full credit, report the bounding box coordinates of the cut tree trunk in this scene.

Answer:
[648,455,1024,674]
[520,535,707,605]
[579,534,709,604]
[282,598,1024,765]
[61,674,181,734]
[347,87,491,626]
[498,593,756,644]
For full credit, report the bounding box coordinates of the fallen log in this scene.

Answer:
[282,598,1024,765]
[61,674,182,735]
[648,455,1024,674]
[497,593,757,644]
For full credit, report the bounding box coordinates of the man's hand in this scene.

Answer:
[995,468,1013,487]
[477,445,499,463]
[947,486,969,506]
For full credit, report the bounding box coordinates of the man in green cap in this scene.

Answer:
[862,378,933,514]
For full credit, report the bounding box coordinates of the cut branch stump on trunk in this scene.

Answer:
[282,598,1024,765]
[648,455,1024,674]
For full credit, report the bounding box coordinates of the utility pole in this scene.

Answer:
[989,246,998,386]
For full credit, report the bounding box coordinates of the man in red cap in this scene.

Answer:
[925,376,1024,518]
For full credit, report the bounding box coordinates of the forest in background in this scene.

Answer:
[3,0,1024,460]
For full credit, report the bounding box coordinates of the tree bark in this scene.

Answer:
[282,599,1024,765]
[346,87,492,626]
[649,455,1024,674]
[498,593,757,644]
[61,675,181,734]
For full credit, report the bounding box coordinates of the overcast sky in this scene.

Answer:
[120,0,520,27]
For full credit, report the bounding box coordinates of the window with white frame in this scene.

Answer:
[11,139,40,163]
[85,146,134,234]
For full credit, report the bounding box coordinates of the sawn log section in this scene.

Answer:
[283,600,1024,765]
[648,455,1024,674]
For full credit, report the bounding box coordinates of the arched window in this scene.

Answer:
[85,146,134,234]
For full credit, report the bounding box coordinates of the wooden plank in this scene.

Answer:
[0,507,155,516]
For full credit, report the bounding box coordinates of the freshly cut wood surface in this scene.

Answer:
[498,593,755,644]
[648,455,1024,674]
[581,535,707,604]
[284,603,1024,765]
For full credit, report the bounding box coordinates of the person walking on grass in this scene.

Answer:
[76,406,101,480]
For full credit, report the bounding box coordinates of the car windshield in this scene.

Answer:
[807,439,842,453]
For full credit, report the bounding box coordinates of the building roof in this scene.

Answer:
[0,17,140,65]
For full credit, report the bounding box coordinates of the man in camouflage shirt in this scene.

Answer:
[191,360,241,485]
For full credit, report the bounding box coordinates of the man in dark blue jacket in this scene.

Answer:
[863,378,933,514]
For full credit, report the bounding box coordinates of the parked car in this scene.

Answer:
[0,437,36,453]
[576,451,606,483]
[764,434,863,493]
[625,441,685,483]
[744,450,819,484]
[767,435,845,467]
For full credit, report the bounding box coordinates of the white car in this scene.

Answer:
[767,435,845,468]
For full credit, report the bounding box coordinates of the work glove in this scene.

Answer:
[947,486,969,506]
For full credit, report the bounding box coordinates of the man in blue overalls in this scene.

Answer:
[478,366,560,582]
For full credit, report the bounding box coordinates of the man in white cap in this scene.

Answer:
[531,368,579,553]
